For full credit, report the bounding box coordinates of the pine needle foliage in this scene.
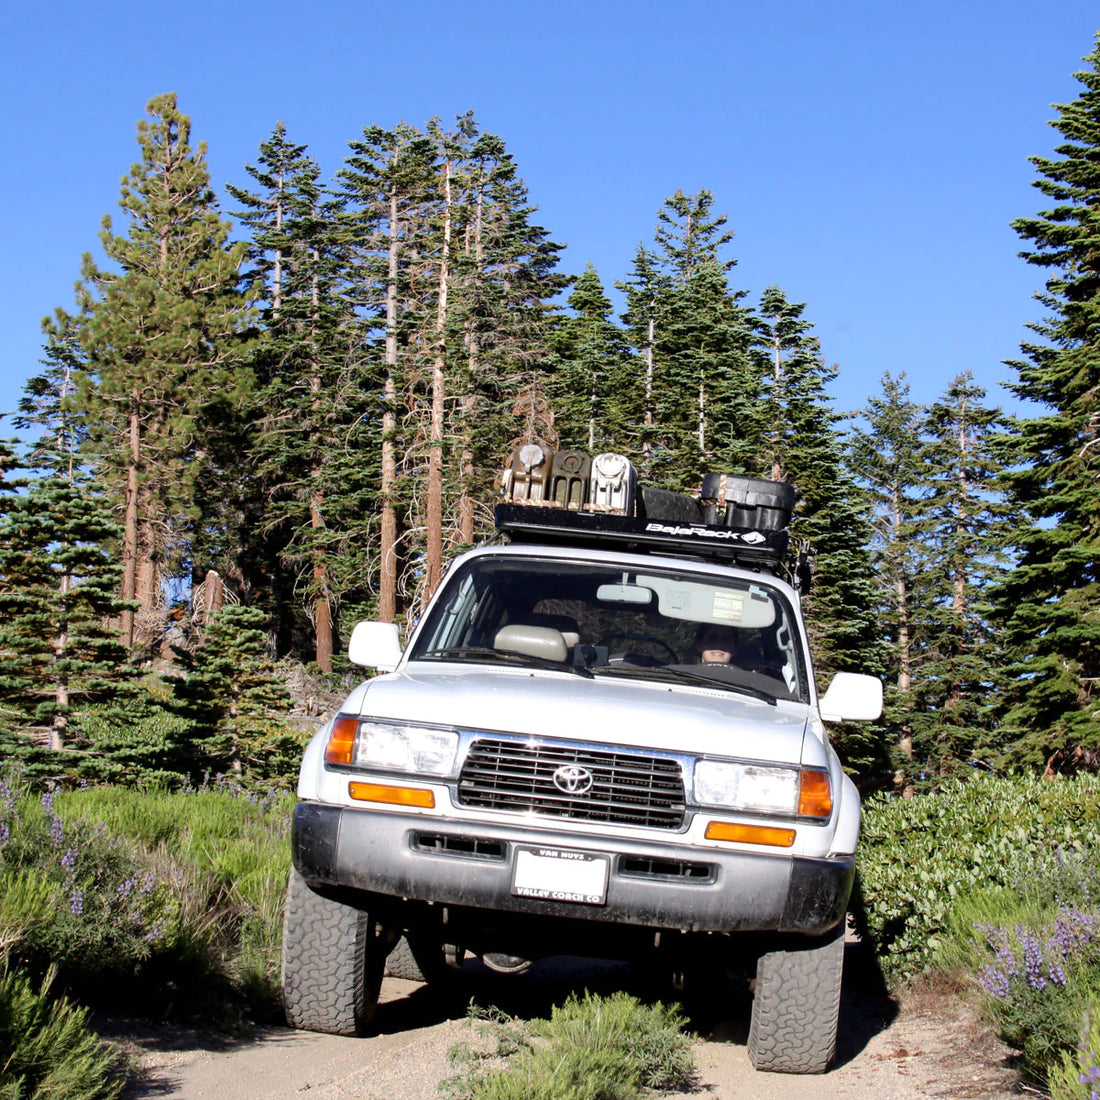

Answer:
[991,35,1100,770]
[0,966,123,1100]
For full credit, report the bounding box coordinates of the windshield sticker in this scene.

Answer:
[666,589,690,611]
[712,592,745,622]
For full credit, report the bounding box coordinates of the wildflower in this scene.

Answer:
[70,888,83,916]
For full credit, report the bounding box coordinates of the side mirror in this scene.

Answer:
[348,621,403,671]
[819,672,883,723]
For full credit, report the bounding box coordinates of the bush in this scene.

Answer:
[0,774,292,1022]
[940,848,1100,1087]
[443,993,695,1100]
[1048,1009,1100,1100]
[0,966,123,1100]
[856,772,1100,982]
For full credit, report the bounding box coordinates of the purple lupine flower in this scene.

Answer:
[69,888,83,916]
[1019,928,1048,991]
[60,847,77,872]
[977,963,1011,1000]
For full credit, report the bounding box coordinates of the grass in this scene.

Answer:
[442,992,696,1100]
[0,775,292,1024]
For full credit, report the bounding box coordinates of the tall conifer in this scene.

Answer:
[915,373,1013,775]
[993,36,1100,769]
[78,93,253,651]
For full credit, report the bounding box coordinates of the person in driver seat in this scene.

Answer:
[696,623,740,665]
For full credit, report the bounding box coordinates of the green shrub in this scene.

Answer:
[1048,1009,1100,1100]
[444,993,695,1100]
[856,772,1100,982]
[940,848,1100,1086]
[0,775,292,1023]
[0,965,123,1100]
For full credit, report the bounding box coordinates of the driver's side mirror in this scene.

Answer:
[348,621,403,671]
[819,672,883,723]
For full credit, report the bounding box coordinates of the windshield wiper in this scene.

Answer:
[592,663,777,704]
[415,646,593,678]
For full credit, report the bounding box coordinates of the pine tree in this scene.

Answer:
[228,124,373,670]
[992,36,1100,770]
[913,373,1013,777]
[849,372,929,788]
[550,264,632,451]
[653,259,756,487]
[616,245,669,472]
[636,190,755,489]
[339,121,439,622]
[77,93,254,652]
[654,188,735,279]
[169,604,295,783]
[0,316,135,766]
[752,288,889,782]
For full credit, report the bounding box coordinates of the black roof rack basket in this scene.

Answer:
[494,503,788,570]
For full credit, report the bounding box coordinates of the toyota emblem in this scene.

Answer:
[552,764,594,794]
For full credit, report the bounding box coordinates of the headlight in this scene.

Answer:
[694,760,799,814]
[693,760,832,819]
[325,716,458,776]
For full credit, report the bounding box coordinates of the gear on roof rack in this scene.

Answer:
[495,447,808,585]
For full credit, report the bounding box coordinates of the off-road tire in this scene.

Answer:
[384,934,449,983]
[281,867,385,1036]
[747,924,845,1074]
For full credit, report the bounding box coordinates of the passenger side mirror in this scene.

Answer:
[819,672,883,723]
[348,621,403,671]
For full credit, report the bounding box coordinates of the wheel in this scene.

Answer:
[599,633,678,664]
[384,933,450,983]
[747,924,845,1074]
[281,866,386,1036]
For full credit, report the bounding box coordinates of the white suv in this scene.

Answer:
[282,504,881,1074]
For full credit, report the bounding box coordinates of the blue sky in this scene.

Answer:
[1,0,1097,429]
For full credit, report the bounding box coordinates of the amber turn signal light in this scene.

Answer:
[704,821,796,847]
[798,768,832,818]
[348,781,436,809]
[324,716,359,765]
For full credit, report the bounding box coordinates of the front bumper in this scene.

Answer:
[292,801,853,936]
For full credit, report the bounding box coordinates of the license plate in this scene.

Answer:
[512,845,609,905]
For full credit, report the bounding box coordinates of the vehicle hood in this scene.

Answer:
[350,663,810,765]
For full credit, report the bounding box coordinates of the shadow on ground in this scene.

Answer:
[105,937,901,1096]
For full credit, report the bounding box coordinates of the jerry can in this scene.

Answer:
[550,450,592,510]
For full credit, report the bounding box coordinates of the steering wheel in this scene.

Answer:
[598,633,678,665]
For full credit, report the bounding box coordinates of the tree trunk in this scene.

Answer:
[309,254,333,670]
[119,395,141,649]
[644,316,654,458]
[425,159,452,600]
[379,189,401,622]
[49,573,72,752]
[458,177,485,546]
[312,499,333,673]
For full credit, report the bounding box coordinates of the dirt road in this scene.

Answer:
[112,949,1018,1100]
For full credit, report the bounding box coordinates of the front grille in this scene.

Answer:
[457,738,686,829]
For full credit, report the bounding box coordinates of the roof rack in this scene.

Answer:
[494,503,789,570]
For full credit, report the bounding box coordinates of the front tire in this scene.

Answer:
[282,867,385,1036]
[747,924,845,1074]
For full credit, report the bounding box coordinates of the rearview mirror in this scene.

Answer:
[596,583,653,605]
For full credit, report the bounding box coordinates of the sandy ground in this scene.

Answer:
[105,948,1020,1100]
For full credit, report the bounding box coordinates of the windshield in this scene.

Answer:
[409,555,809,704]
